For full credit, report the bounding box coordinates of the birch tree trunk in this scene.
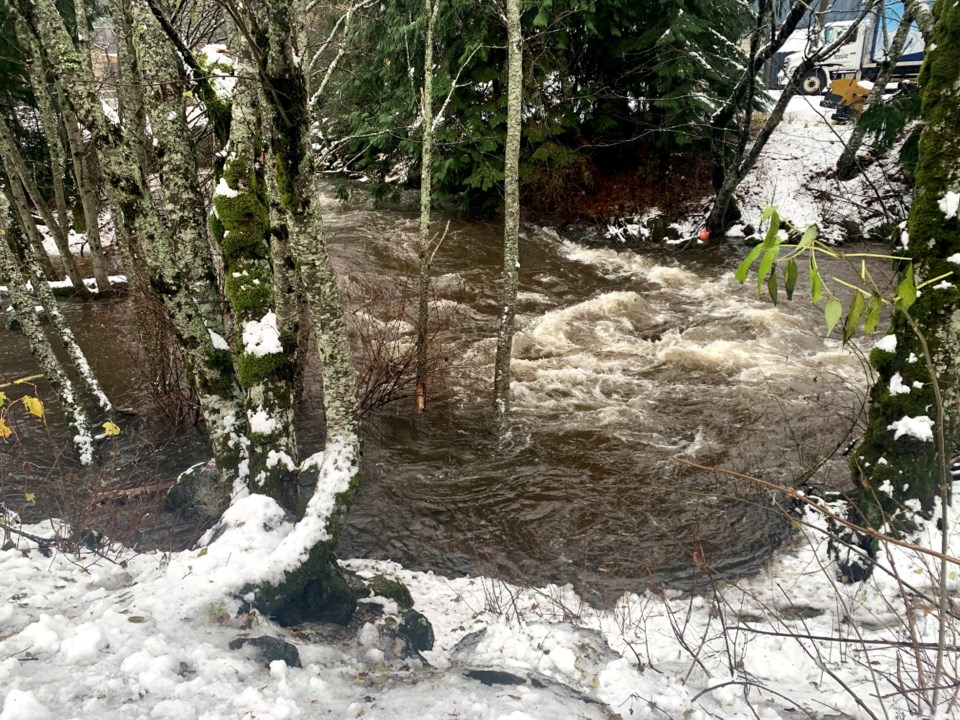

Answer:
[415,0,438,414]
[492,0,522,426]
[0,194,95,464]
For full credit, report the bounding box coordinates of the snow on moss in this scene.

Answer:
[874,334,898,353]
[887,415,934,442]
[889,372,912,395]
[938,191,959,220]
[214,177,239,199]
[241,312,282,356]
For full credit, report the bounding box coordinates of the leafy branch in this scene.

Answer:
[734,206,952,341]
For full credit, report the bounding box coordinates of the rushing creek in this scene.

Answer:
[0,199,879,602]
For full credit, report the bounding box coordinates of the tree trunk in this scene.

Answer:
[492,0,522,426]
[19,231,112,413]
[211,49,299,510]
[13,0,248,490]
[60,98,113,294]
[0,195,95,464]
[3,184,58,280]
[415,0,437,414]
[852,0,960,530]
[25,35,71,241]
[836,11,913,180]
[0,117,92,298]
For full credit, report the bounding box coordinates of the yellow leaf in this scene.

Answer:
[22,396,44,418]
[24,493,35,503]
[0,391,6,408]
[197,547,208,557]
[102,421,121,437]
[0,418,11,439]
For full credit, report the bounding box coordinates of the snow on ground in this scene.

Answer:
[607,93,910,245]
[735,92,910,242]
[2,485,960,719]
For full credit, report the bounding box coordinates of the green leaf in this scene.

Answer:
[761,206,776,222]
[0,390,5,408]
[825,296,843,335]
[799,225,819,248]
[735,244,764,284]
[896,263,916,312]
[785,258,798,301]
[762,212,781,249]
[756,244,781,297]
[843,292,867,343]
[864,294,882,334]
[767,267,778,305]
[810,254,823,302]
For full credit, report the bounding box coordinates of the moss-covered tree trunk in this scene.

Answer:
[492,0,522,426]
[223,0,362,623]
[415,0,438,414]
[12,0,247,491]
[211,50,299,510]
[853,0,960,528]
[0,194,95,464]
[0,116,92,298]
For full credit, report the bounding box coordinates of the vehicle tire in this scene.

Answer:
[798,69,826,95]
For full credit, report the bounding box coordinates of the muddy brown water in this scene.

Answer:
[0,201,887,601]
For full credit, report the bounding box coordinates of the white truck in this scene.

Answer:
[780,11,925,95]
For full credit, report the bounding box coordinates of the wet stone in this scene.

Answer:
[228,635,301,668]
[166,461,227,522]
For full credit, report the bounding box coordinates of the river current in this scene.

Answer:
[0,201,879,601]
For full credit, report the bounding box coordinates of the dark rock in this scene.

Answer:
[368,574,414,608]
[166,461,227,522]
[228,635,301,668]
[779,605,825,621]
[463,669,528,687]
[398,609,434,654]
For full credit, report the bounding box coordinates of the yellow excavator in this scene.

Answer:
[823,78,872,121]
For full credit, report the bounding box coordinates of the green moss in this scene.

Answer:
[368,574,414,608]
[252,541,355,626]
[236,352,291,389]
[225,270,273,314]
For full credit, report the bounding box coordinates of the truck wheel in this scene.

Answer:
[799,69,826,95]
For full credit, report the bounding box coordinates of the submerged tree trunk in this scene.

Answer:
[415,0,438,414]
[836,11,913,180]
[852,0,960,529]
[492,0,522,426]
[0,195,95,464]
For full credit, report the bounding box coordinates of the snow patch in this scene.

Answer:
[939,191,960,220]
[873,334,897,353]
[242,312,283,356]
[887,415,934,442]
